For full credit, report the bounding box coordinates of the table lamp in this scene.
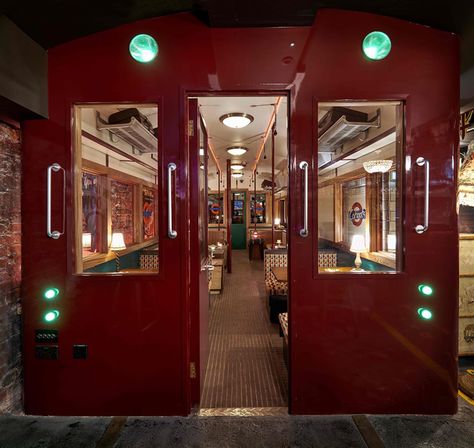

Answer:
[82,232,92,250]
[350,235,366,271]
[110,232,126,272]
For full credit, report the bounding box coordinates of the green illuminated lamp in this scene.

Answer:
[43,310,60,323]
[129,34,159,63]
[362,31,391,60]
[418,284,434,296]
[43,287,59,300]
[417,307,433,320]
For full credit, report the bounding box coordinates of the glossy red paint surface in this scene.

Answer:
[188,99,209,404]
[22,9,459,415]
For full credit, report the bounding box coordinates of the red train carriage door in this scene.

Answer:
[22,102,187,416]
[290,96,458,414]
[188,98,210,405]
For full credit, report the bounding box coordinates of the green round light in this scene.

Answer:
[362,31,391,60]
[417,307,433,320]
[44,310,60,323]
[43,288,59,300]
[418,284,434,296]
[129,34,158,63]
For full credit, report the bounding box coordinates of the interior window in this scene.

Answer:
[317,101,402,274]
[74,104,159,274]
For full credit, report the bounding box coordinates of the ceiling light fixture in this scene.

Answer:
[231,163,245,170]
[220,113,254,129]
[363,160,393,174]
[232,172,243,178]
[227,146,248,156]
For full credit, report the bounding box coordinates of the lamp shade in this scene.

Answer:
[350,235,366,253]
[110,232,126,251]
[82,232,92,249]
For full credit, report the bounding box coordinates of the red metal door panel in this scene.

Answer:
[21,9,458,416]
[188,98,210,404]
[288,12,459,414]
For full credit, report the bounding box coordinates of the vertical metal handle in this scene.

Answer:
[168,162,178,239]
[46,163,65,239]
[415,157,430,234]
[299,160,309,237]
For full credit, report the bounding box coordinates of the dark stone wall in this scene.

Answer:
[0,121,22,414]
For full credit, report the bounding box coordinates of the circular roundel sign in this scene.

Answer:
[349,202,366,227]
[210,203,220,215]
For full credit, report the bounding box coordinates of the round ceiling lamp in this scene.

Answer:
[227,146,248,156]
[232,172,243,178]
[220,113,254,129]
[362,31,391,61]
[129,34,159,63]
[231,163,245,170]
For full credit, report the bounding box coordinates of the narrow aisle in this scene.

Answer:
[201,250,288,408]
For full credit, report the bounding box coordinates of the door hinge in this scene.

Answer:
[188,120,194,137]
[190,361,197,379]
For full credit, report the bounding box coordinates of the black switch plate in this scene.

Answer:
[35,329,58,343]
[73,344,88,359]
[35,345,59,360]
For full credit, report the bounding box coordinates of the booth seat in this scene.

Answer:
[278,312,289,368]
[264,249,338,323]
[264,249,288,296]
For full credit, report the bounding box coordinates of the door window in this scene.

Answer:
[73,104,159,274]
[317,101,403,274]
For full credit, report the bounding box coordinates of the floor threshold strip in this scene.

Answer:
[198,407,288,417]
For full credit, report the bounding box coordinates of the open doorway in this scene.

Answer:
[189,94,289,414]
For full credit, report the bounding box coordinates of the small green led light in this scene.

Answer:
[43,310,60,323]
[129,34,159,63]
[418,284,434,296]
[43,288,59,300]
[362,31,391,60]
[417,307,433,320]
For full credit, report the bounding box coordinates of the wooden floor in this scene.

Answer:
[200,250,288,408]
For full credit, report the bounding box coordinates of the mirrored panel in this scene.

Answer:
[74,104,159,274]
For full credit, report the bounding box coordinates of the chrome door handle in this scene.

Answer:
[415,157,430,234]
[46,163,65,239]
[299,160,309,237]
[167,162,177,239]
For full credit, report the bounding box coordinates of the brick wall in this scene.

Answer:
[0,121,22,414]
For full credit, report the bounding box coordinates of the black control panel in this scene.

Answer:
[35,329,58,343]
[73,345,88,359]
[35,345,59,360]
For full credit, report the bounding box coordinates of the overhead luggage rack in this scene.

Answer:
[96,112,158,154]
[318,108,381,152]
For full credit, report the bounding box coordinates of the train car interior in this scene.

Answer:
[196,95,289,409]
[317,101,402,274]
[74,104,160,275]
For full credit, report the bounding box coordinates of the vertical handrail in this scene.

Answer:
[167,162,177,239]
[299,161,309,237]
[415,157,430,234]
[46,163,65,239]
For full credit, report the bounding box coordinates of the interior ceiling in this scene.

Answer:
[198,96,288,185]
[1,0,473,72]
